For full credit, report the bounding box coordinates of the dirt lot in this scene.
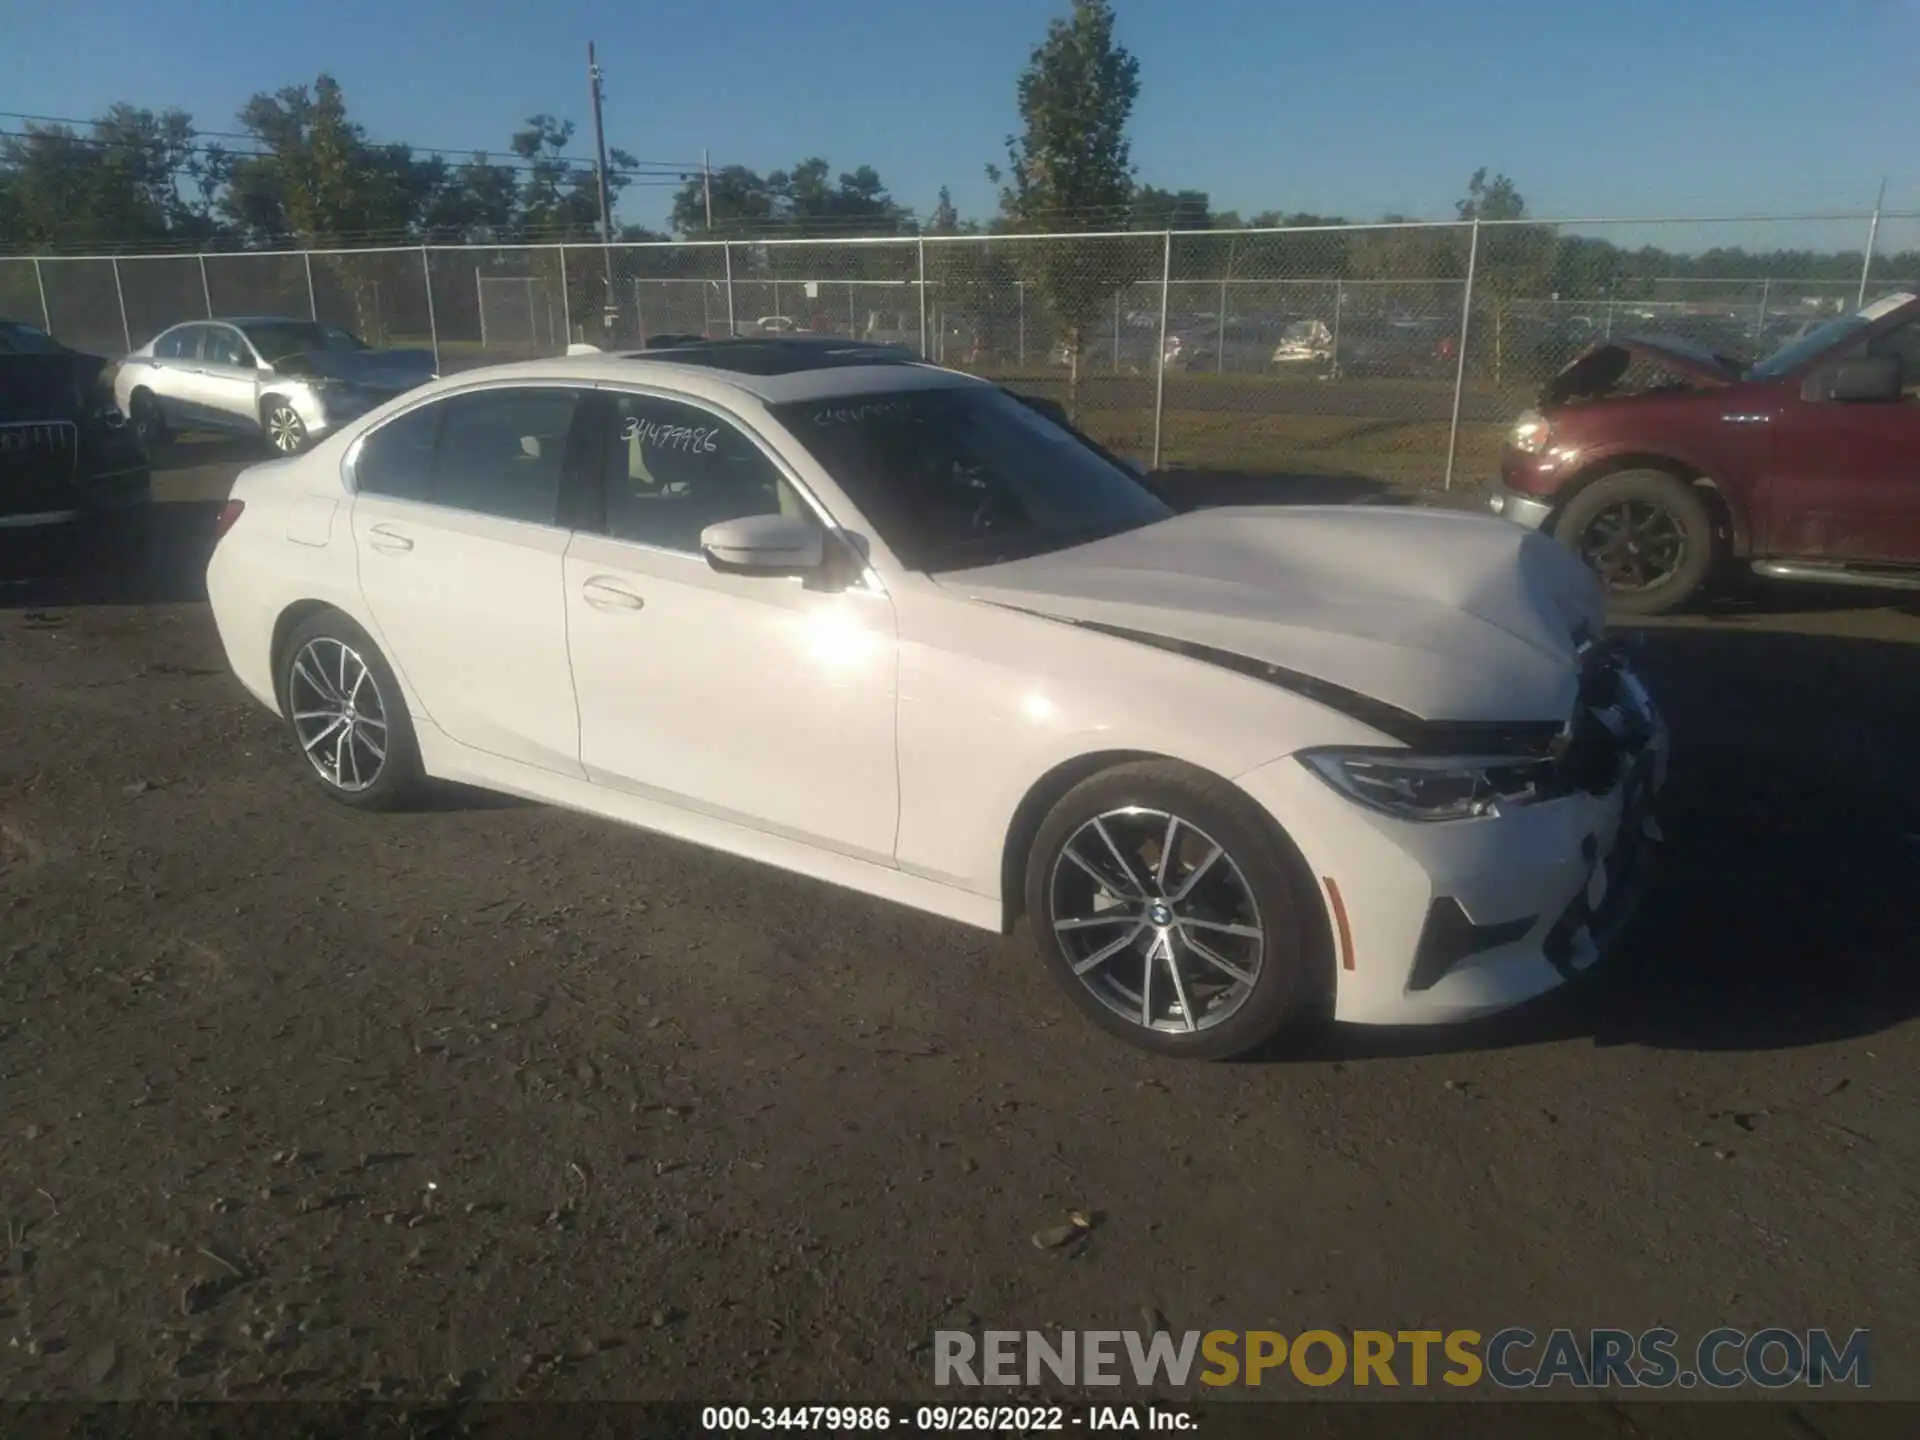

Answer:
[2,444,1917,1417]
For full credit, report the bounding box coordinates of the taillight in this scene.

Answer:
[214,500,246,541]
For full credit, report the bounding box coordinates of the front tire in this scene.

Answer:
[1025,760,1329,1059]
[276,610,421,810]
[1552,468,1716,616]
[261,397,309,455]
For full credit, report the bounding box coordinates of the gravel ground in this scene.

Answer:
[1,444,1916,1420]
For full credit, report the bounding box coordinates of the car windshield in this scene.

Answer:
[0,321,66,354]
[239,321,330,363]
[322,327,369,351]
[769,385,1172,572]
[1746,293,1916,379]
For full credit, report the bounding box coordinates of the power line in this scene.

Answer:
[0,113,705,178]
[0,107,706,171]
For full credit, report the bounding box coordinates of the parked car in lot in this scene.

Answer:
[114,317,438,456]
[204,336,1666,1059]
[1492,290,1920,614]
[0,319,151,562]
[1271,318,1335,367]
[1164,319,1288,373]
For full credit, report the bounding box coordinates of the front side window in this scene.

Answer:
[596,392,811,554]
[768,384,1170,571]
[202,327,251,368]
[354,386,583,524]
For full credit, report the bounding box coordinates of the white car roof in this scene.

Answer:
[421,347,985,408]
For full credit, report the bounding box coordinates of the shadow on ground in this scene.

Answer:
[1266,622,1920,1062]
[0,499,219,609]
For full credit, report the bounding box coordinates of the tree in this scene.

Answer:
[1456,167,1557,383]
[0,106,219,251]
[219,76,436,246]
[1131,187,1210,231]
[668,157,911,241]
[510,115,638,241]
[990,0,1142,409]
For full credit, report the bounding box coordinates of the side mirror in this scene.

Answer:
[1121,455,1149,478]
[700,513,825,577]
[1804,353,1902,403]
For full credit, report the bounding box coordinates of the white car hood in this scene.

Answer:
[939,505,1606,727]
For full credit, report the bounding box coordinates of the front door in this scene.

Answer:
[196,324,266,435]
[349,385,592,777]
[563,388,900,864]
[1765,312,1920,563]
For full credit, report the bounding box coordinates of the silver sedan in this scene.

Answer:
[114,317,436,455]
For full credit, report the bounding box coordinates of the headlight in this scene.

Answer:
[1509,408,1550,454]
[1301,748,1557,822]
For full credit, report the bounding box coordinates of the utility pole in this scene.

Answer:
[587,41,616,330]
[702,149,714,231]
[1858,175,1887,309]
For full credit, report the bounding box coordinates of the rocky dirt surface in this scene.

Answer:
[0,446,1916,1425]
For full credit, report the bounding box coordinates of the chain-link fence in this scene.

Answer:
[13,209,1915,489]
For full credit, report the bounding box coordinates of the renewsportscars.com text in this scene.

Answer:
[933,1327,1871,1390]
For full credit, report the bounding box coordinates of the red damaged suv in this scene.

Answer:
[1490,291,1920,613]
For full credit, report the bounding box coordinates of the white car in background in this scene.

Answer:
[115,316,436,455]
[203,337,1666,1059]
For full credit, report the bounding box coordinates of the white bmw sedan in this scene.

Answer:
[204,338,1667,1059]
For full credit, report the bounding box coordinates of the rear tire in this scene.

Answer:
[1552,468,1716,616]
[1024,760,1330,1059]
[275,609,421,811]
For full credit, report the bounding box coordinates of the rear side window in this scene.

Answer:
[155,328,198,361]
[436,389,581,525]
[354,402,440,503]
[354,386,584,525]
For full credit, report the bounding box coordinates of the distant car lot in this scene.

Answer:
[2,444,1917,1404]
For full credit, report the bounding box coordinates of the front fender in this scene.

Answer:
[1553,442,1756,557]
[890,595,1390,901]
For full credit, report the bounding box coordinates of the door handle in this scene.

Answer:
[367,523,413,554]
[581,576,645,612]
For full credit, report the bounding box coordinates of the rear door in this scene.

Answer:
[1765,312,1920,562]
[145,325,206,426]
[349,384,594,776]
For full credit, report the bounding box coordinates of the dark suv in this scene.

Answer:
[1490,291,1920,613]
[0,319,152,566]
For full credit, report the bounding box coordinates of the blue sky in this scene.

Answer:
[4,0,1919,250]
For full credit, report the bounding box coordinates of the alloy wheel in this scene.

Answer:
[1046,807,1264,1034]
[1579,500,1687,592]
[267,404,306,454]
[288,637,389,792]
